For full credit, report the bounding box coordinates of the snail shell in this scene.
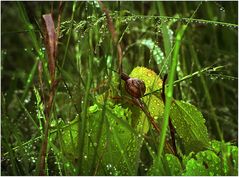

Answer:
[125,78,146,98]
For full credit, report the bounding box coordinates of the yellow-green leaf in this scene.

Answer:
[128,66,165,133]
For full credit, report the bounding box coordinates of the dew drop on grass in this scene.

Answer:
[219,7,225,12]
[106,164,112,169]
[2,49,7,55]
[65,162,70,168]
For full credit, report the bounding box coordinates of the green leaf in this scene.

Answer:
[147,154,182,176]
[182,158,208,176]
[181,141,238,176]
[170,100,209,153]
[195,150,221,175]
[165,154,182,175]
[209,140,238,175]
[128,66,165,134]
[55,103,142,175]
[61,117,79,158]
[88,104,99,113]
[147,157,166,176]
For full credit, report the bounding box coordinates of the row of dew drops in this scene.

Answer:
[70,8,237,43]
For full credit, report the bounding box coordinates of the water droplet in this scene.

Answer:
[66,162,70,167]
[219,7,225,11]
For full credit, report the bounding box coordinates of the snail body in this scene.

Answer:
[121,72,146,98]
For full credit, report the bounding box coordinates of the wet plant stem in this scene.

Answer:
[132,97,175,155]
[161,74,178,157]
[39,82,58,175]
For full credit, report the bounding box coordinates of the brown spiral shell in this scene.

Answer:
[125,78,146,98]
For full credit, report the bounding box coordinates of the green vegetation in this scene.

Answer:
[1,1,238,175]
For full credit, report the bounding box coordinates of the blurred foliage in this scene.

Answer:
[1,1,238,175]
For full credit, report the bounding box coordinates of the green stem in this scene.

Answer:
[158,25,186,157]
[61,1,76,68]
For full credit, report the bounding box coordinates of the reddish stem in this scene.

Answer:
[121,72,130,81]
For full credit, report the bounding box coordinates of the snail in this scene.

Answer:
[121,72,146,98]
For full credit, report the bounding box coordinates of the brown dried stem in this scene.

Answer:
[38,4,62,173]
[133,98,175,155]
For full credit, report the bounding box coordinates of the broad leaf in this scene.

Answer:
[181,142,238,176]
[170,100,209,153]
[182,158,208,176]
[128,66,164,134]
[195,150,221,175]
[165,154,182,175]
[147,154,182,176]
[147,157,167,176]
[209,140,238,175]
[54,102,142,175]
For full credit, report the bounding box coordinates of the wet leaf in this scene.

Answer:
[165,153,182,175]
[57,103,141,175]
[147,157,166,176]
[195,150,221,175]
[170,100,209,153]
[182,158,208,176]
[128,66,164,133]
[209,140,238,175]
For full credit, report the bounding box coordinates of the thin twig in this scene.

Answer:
[132,97,175,155]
